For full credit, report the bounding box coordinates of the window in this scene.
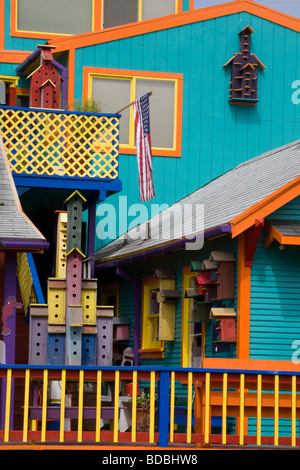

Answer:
[102,0,177,29]
[15,0,93,35]
[85,68,183,156]
[140,277,164,356]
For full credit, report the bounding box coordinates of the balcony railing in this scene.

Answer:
[0,105,120,181]
[0,365,300,448]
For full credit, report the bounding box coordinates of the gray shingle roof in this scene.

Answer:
[95,139,300,264]
[268,220,300,237]
[0,138,46,243]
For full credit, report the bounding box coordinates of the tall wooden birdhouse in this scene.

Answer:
[224,26,265,106]
[28,44,64,109]
[65,190,87,253]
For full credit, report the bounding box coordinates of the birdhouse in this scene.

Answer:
[28,44,64,109]
[224,26,265,105]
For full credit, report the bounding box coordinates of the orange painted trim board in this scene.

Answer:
[49,0,300,52]
[237,233,251,360]
[0,50,31,63]
[202,357,300,373]
[230,176,300,238]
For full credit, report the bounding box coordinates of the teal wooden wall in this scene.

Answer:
[250,199,300,361]
[71,12,300,250]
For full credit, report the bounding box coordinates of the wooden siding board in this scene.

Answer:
[250,237,300,362]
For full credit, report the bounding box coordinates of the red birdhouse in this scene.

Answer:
[28,45,64,109]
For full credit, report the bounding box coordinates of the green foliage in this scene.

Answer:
[67,97,103,113]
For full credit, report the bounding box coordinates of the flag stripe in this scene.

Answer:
[133,93,155,202]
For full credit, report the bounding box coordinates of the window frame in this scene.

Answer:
[11,0,101,39]
[101,0,181,30]
[83,67,183,157]
[140,276,164,358]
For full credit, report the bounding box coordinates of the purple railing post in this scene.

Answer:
[0,252,18,430]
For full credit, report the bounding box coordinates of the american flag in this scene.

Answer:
[133,93,155,202]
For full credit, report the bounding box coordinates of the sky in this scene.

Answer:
[194,0,300,19]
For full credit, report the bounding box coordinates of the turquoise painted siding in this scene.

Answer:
[71,12,300,249]
[250,239,300,361]
[250,199,300,360]
[268,195,300,221]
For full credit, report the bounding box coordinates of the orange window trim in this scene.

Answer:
[10,0,101,40]
[82,66,183,157]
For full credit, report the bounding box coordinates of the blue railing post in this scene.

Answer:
[158,370,170,448]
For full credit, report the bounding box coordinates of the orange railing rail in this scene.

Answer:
[0,365,299,448]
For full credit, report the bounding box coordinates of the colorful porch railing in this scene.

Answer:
[0,105,120,180]
[0,366,300,448]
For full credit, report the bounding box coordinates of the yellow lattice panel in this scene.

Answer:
[0,108,119,180]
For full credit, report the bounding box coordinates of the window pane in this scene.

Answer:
[136,79,175,149]
[17,0,93,35]
[92,77,131,145]
[142,0,176,20]
[103,0,138,29]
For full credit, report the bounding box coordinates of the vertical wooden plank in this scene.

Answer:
[204,372,210,445]
[41,369,48,443]
[114,370,120,443]
[257,374,262,446]
[274,374,279,446]
[77,370,84,443]
[23,369,30,442]
[96,370,102,443]
[186,371,193,443]
[169,371,175,443]
[291,375,296,447]
[131,370,137,443]
[239,373,245,446]
[149,371,155,443]
[59,370,66,443]
[222,373,227,445]
[4,369,12,442]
